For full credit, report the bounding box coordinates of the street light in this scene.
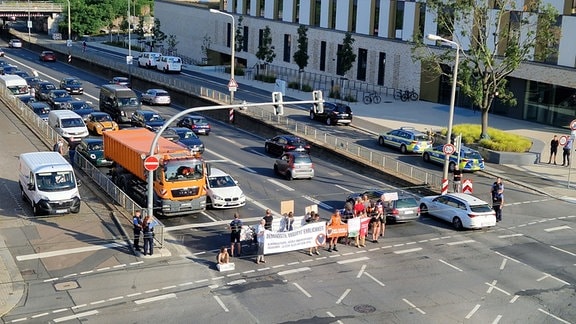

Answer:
[210,9,236,104]
[127,0,133,83]
[427,34,460,185]
[66,0,70,44]
[27,0,31,46]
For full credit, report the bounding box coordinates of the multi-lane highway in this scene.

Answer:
[0,38,574,323]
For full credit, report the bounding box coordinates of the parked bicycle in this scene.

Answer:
[363,91,382,105]
[394,89,419,102]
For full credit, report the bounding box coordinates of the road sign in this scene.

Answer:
[144,155,159,172]
[462,179,473,194]
[126,55,133,65]
[66,39,72,47]
[570,119,576,130]
[442,143,456,155]
[560,135,569,146]
[228,78,238,92]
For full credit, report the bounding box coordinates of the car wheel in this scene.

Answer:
[400,145,407,154]
[20,185,26,201]
[265,144,271,154]
[452,217,463,230]
[326,118,332,126]
[273,165,279,175]
[378,137,385,146]
[423,152,430,162]
[70,205,80,214]
[287,172,294,181]
[448,162,456,173]
[164,67,168,73]
[33,203,41,216]
[419,203,428,216]
[309,111,315,120]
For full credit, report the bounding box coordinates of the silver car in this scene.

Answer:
[274,152,314,180]
[141,89,171,106]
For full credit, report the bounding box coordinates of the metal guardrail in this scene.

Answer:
[0,1,63,12]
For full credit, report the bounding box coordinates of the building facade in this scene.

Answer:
[155,0,576,128]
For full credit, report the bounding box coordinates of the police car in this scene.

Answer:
[377,127,432,153]
[422,145,485,172]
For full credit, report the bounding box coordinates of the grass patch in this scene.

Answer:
[449,124,532,152]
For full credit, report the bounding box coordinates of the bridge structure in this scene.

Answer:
[0,1,64,37]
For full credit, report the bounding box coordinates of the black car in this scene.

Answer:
[265,135,311,156]
[24,76,42,88]
[2,65,19,75]
[13,70,30,78]
[309,102,353,125]
[18,95,37,104]
[46,89,73,109]
[164,127,205,153]
[35,81,57,101]
[176,115,211,135]
[131,109,166,131]
[59,77,84,95]
[110,76,131,88]
[27,101,51,122]
[63,100,95,119]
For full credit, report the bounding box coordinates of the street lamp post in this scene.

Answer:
[127,0,133,83]
[27,0,31,46]
[427,34,460,184]
[209,9,235,104]
[66,0,70,43]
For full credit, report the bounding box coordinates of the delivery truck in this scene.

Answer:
[103,128,207,216]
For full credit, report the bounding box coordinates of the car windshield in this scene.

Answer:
[178,130,197,139]
[414,134,429,141]
[208,176,236,188]
[461,150,482,159]
[36,171,75,191]
[118,97,138,107]
[95,114,112,122]
[55,92,70,98]
[293,155,312,164]
[146,114,163,122]
[67,80,81,85]
[43,84,56,90]
[192,118,208,125]
[88,143,103,151]
[164,161,204,181]
[34,107,50,114]
[470,204,493,213]
[61,118,84,128]
[396,197,418,208]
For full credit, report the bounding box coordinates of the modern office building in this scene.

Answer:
[156,0,576,128]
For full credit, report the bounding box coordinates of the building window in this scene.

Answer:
[295,0,300,23]
[336,44,343,75]
[283,34,292,62]
[259,0,265,17]
[320,41,326,71]
[243,26,249,52]
[313,0,321,26]
[246,0,251,15]
[377,52,386,85]
[351,0,357,33]
[258,28,263,48]
[373,2,380,35]
[331,0,337,29]
[227,23,232,48]
[417,3,426,39]
[357,48,367,81]
[395,1,405,39]
[277,0,283,20]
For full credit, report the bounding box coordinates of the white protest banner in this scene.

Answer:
[348,217,360,237]
[263,222,326,254]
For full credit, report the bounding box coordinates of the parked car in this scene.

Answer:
[419,193,496,230]
[205,168,246,209]
[2,65,20,75]
[59,77,84,95]
[264,135,310,156]
[8,39,22,48]
[378,126,432,154]
[24,76,42,88]
[27,101,51,122]
[309,102,353,125]
[46,89,73,109]
[422,145,485,172]
[176,115,211,135]
[35,81,57,101]
[165,127,205,153]
[75,138,113,167]
[345,189,420,223]
[141,89,171,105]
[85,112,119,135]
[39,50,56,62]
[110,76,131,88]
[274,152,314,180]
[18,95,36,104]
[63,100,95,120]
[131,109,166,131]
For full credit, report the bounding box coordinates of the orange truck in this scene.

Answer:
[103,128,207,216]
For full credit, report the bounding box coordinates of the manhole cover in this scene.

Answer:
[353,304,376,313]
[54,281,79,291]
[20,269,35,276]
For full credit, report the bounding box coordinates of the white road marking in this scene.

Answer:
[335,184,353,192]
[134,293,177,305]
[336,288,351,304]
[302,195,333,210]
[393,247,422,254]
[498,234,524,238]
[465,304,481,319]
[492,314,503,324]
[509,295,520,303]
[402,298,426,314]
[227,279,246,285]
[204,148,257,173]
[16,243,124,261]
[550,245,576,257]
[337,257,370,264]
[447,239,475,246]
[545,225,572,232]
[278,267,310,276]
[499,258,507,270]
[439,259,463,272]
[31,312,49,318]
[493,251,522,263]
[356,264,366,278]
[364,272,386,286]
[213,295,229,312]
[326,312,344,324]
[538,308,571,324]
[485,281,511,296]
[293,282,312,298]
[53,310,99,323]
[538,272,571,286]
[267,178,295,191]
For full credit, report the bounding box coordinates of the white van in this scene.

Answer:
[48,110,89,142]
[156,56,182,73]
[0,74,29,97]
[19,152,81,215]
[137,52,161,68]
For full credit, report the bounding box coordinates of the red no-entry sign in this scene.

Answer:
[144,155,159,171]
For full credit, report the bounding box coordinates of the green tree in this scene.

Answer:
[256,26,275,75]
[337,32,356,77]
[413,0,559,139]
[293,25,309,90]
[235,16,244,53]
[150,18,167,51]
[166,35,179,55]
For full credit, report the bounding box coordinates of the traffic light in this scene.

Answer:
[272,91,284,115]
[312,90,324,114]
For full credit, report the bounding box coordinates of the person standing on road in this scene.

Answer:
[53,139,64,155]
[548,135,559,165]
[142,215,158,256]
[453,165,462,193]
[263,209,273,231]
[255,219,266,264]
[307,212,321,256]
[229,212,243,257]
[327,209,344,252]
[491,177,504,222]
[132,210,142,251]
[562,137,573,167]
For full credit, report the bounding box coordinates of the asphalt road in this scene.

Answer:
[0,37,574,323]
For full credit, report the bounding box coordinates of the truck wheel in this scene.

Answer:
[33,203,41,216]
[206,196,213,209]
[70,205,80,214]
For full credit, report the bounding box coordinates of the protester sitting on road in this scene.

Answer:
[217,246,230,265]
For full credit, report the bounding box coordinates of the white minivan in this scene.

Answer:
[48,110,89,142]
[156,56,182,73]
[137,52,161,68]
[19,152,81,215]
